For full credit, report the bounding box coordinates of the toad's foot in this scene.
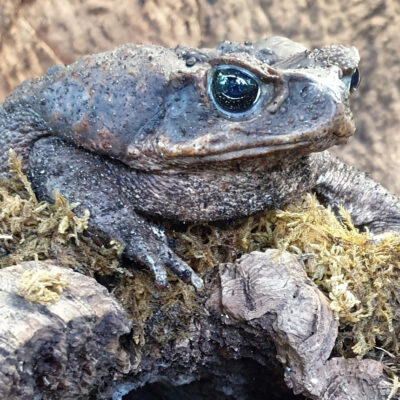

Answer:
[28,137,203,289]
[122,221,203,289]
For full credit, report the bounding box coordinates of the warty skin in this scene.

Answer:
[0,37,399,288]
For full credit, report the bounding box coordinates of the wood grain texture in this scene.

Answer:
[0,261,131,400]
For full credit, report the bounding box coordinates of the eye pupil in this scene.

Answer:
[350,67,360,91]
[211,67,260,114]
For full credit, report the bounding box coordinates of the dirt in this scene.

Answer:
[1,0,399,195]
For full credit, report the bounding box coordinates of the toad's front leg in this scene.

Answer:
[28,137,203,289]
[312,151,400,234]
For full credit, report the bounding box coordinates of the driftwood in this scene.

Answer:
[0,252,394,399]
[0,261,131,400]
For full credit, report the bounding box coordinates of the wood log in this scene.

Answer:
[215,251,393,400]
[0,253,393,399]
[0,261,131,400]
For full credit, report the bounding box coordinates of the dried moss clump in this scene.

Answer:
[0,150,122,276]
[172,195,400,375]
[4,150,400,375]
[17,268,68,305]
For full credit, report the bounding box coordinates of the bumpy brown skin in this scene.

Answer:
[0,37,399,288]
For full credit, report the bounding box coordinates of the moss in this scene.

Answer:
[0,150,122,277]
[2,151,400,377]
[17,268,68,305]
[272,196,400,362]
[172,194,400,378]
[114,272,202,348]
[0,151,201,353]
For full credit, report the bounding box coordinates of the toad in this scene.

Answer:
[1,37,399,289]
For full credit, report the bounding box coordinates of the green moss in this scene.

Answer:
[2,151,400,378]
[0,150,122,276]
[172,195,400,378]
[0,151,201,354]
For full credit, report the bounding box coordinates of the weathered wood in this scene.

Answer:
[0,261,131,400]
[216,251,393,399]
[116,250,394,399]
[0,253,393,399]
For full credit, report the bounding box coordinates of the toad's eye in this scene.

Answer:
[350,67,360,92]
[209,66,261,115]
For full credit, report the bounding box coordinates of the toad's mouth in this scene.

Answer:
[154,127,353,164]
[164,141,314,163]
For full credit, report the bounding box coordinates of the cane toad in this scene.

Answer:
[1,37,399,289]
